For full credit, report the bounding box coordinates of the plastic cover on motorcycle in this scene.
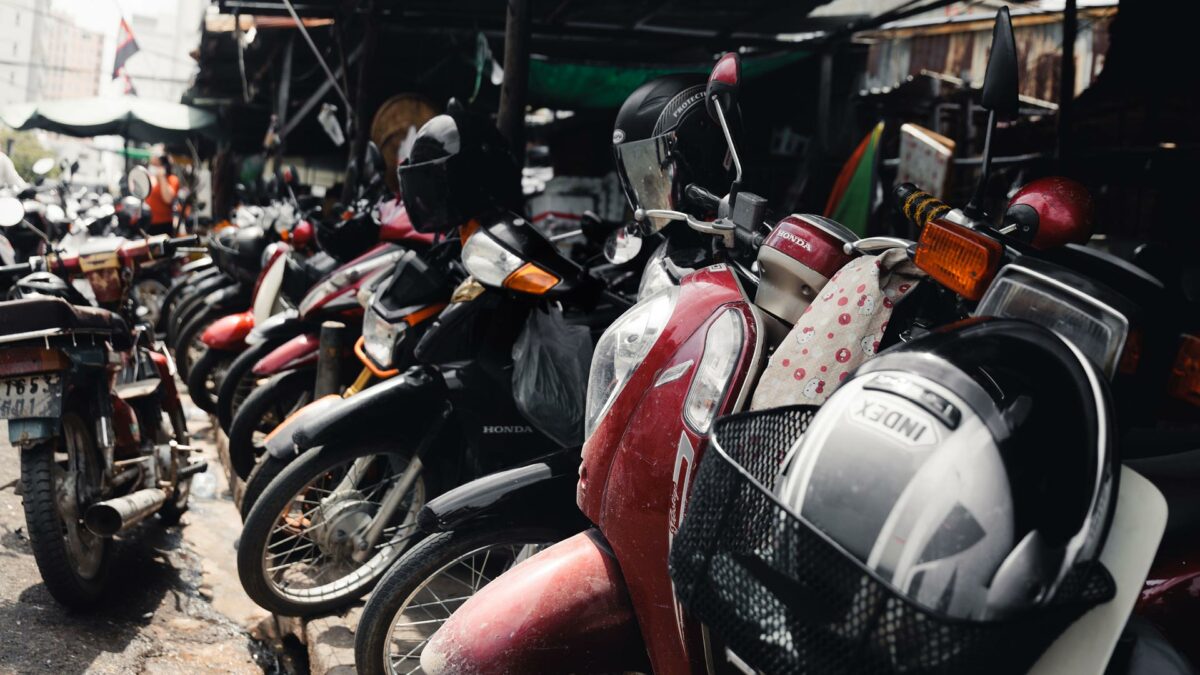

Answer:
[751,249,924,408]
[511,305,593,447]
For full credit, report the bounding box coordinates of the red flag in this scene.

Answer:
[113,19,140,79]
[121,70,138,96]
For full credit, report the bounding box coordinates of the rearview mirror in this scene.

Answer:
[128,166,152,200]
[981,7,1019,120]
[0,197,24,228]
[706,53,741,122]
[32,157,55,176]
[603,227,643,265]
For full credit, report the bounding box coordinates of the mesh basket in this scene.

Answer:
[669,406,1115,675]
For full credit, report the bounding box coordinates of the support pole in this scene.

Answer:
[497,0,531,154]
[1057,0,1077,162]
[314,321,349,398]
[275,34,295,167]
[816,50,834,154]
[343,0,379,204]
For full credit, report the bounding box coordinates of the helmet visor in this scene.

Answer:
[614,133,677,232]
[398,155,456,234]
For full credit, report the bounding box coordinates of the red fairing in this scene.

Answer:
[763,215,855,279]
[149,351,181,412]
[378,199,436,245]
[1006,176,1093,250]
[1137,550,1200,668]
[201,311,254,351]
[252,332,319,376]
[578,265,763,673]
[421,531,648,675]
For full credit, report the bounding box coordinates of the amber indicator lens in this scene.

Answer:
[914,219,1003,301]
[504,262,560,295]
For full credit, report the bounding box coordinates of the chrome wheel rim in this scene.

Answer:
[383,540,551,674]
[55,416,104,579]
[260,453,424,605]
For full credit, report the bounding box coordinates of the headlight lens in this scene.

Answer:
[461,229,524,287]
[637,243,675,301]
[975,264,1128,376]
[362,307,402,369]
[683,309,744,434]
[584,287,678,439]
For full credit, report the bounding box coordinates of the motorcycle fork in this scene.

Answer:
[351,403,453,562]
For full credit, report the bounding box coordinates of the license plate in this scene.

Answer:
[0,374,64,419]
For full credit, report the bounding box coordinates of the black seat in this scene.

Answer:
[0,298,131,349]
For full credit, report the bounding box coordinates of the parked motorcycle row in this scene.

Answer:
[4,7,1198,675]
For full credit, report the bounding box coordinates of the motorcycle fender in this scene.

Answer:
[246,310,304,344]
[251,333,319,377]
[8,418,58,445]
[417,450,581,533]
[292,366,444,450]
[178,256,214,275]
[262,394,342,459]
[205,282,250,311]
[421,530,647,675]
[148,351,181,412]
[200,310,254,350]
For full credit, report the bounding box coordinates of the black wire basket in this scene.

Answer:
[669,406,1115,675]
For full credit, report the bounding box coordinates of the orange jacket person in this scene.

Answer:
[145,153,179,235]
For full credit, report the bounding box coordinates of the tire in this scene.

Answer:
[20,413,112,609]
[216,336,291,433]
[354,527,563,675]
[168,284,213,346]
[174,304,223,380]
[185,347,233,414]
[228,368,316,481]
[237,440,432,616]
[240,452,293,522]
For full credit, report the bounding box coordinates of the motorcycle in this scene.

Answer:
[0,168,202,609]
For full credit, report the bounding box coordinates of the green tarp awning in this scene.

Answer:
[0,97,223,144]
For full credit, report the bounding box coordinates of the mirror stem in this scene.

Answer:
[712,98,743,186]
[22,220,53,249]
[965,109,996,220]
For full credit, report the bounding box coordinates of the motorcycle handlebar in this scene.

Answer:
[0,260,34,277]
[895,182,951,232]
[685,184,721,212]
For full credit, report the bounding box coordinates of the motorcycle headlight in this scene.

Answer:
[461,229,561,294]
[584,287,678,439]
[975,262,1129,377]
[637,242,676,301]
[362,306,402,369]
[682,309,744,434]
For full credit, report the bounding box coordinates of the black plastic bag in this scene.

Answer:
[511,305,593,447]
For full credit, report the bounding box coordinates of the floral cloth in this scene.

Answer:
[751,248,925,409]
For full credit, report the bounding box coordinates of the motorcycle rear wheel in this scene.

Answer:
[20,412,112,609]
[186,348,233,414]
[354,527,561,675]
[237,441,432,616]
[227,367,316,481]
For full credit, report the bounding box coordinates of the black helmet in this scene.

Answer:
[9,272,88,304]
[398,105,522,234]
[315,210,380,262]
[777,318,1117,620]
[612,74,733,230]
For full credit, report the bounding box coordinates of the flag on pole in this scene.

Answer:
[122,70,138,96]
[824,122,884,237]
[113,19,140,79]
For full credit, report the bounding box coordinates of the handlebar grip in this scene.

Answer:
[685,184,720,212]
[0,261,33,276]
[895,182,951,231]
[168,235,200,248]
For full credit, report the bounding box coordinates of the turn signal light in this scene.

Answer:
[504,263,560,295]
[914,219,1003,301]
[1168,334,1200,407]
[0,348,68,377]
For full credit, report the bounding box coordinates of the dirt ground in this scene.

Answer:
[0,406,276,675]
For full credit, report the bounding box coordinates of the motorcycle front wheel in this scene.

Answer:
[354,527,561,675]
[227,367,315,481]
[237,441,431,616]
[20,412,112,609]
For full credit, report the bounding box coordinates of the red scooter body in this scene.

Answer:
[201,310,254,350]
[252,332,320,376]
[378,198,436,246]
[426,265,766,674]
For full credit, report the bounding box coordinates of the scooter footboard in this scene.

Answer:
[421,529,648,675]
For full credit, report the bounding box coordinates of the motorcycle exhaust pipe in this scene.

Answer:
[84,488,168,537]
[176,460,209,481]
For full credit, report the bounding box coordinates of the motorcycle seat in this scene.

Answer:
[0,297,131,349]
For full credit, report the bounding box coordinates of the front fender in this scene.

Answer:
[246,309,306,344]
[417,449,583,533]
[252,332,319,376]
[421,530,647,675]
[201,310,254,350]
[263,394,342,459]
[205,281,252,311]
[292,366,446,450]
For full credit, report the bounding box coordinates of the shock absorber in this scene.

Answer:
[895,183,952,231]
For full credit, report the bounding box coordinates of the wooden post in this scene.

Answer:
[497,0,531,155]
[314,321,349,397]
[343,0,379,204]
[1057,0,1077,162]
[816,50,834,154]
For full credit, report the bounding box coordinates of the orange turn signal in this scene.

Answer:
[404,303,448,326]
[1168,334,1200,407]
[504,263,560,295]
[914,219,1003,301]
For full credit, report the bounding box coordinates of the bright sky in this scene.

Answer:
[49,0,184,95]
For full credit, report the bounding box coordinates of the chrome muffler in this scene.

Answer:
[84,488,168,537]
